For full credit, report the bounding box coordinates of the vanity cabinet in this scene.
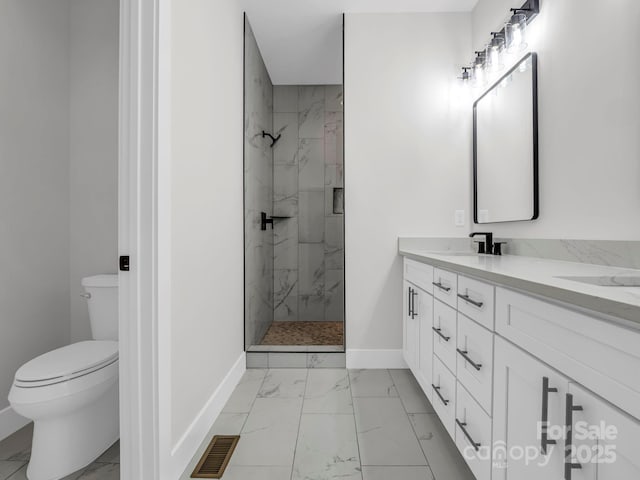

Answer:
[403,260,435,401]
[493,336,568,480]
[401,256,640,480]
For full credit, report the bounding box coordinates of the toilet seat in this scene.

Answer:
[14,341,118,389]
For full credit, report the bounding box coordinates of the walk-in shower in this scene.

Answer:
[243,16,344,352]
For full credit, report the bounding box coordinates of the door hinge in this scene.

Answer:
[119,256,130,272]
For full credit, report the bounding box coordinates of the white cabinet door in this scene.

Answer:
[403,281,419,371]
[493,337,568,480]
[417,289,433,402]
[566,383,640,480]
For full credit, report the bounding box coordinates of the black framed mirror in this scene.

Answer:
[473,52,538,224]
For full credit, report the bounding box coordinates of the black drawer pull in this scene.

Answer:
[432,384,449,406]
[457,293,484,308]
[541,377,558,455]
[564,393,583,480]
[432,327,451,342]
[456,348,482,371]
[456,419,481,451]
[432,281,451,292]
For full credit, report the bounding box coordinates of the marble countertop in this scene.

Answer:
[399,246,640,326]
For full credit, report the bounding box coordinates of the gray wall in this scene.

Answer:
[272,85,344,323]
[69,0,119,342]
[0,0,71,414]
[244,17,274,348]
[0,0,119,420]
[170,0,245,448]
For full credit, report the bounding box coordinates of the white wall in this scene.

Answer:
[471,0,640,240]
[0,0,71,415]
[170,0,245,451]
[344,13,472,357]
[69,0,119,342]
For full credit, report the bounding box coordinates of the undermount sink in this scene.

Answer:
[556,275,640,287]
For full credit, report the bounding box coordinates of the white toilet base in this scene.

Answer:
[26,382,119,480]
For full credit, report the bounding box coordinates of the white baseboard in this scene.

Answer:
[0,406,30,442]
[170,352,246,478]
[346,349,408,369]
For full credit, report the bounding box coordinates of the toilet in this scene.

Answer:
[8,275,119,480]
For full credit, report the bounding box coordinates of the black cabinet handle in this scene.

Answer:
[432,281,451,292]
[456,348,482,371]
[457,293,484,308]
[564,393,583,480]
[411,289,418,319]
[408,287,414,317]
[541,377,558,455]
[432,327,451,342]
[456,419,481,451]
[432,384,449,406]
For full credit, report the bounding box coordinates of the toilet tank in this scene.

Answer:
[81,274,119,341]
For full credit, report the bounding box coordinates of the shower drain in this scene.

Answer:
[191,435,240,478]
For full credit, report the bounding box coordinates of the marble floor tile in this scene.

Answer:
[361,466,434,480]
[0,461,24,480]
[230,397,303,466]
[325,85,343,112]
[353,397,427,466]
[222,466,292,480]
[349,369,398,397]
[95,441,120,464]
[258,369,308,398]
[222,369,267,413]
[7,464,84,480]
[76,463,119,480]
[292,414,361,480]
[303,369,352,414]
[389,369,435,414]
[409,413,475,480]
[0,424,31,462]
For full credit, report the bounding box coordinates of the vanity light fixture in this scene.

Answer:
[461,0,539,85]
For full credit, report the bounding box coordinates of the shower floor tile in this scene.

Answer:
[260,321,343,346]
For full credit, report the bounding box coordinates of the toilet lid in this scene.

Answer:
[15,341,118,386]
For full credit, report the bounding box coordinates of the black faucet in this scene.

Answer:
[469,232,493,255]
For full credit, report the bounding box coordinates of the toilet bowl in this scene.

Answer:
[8,275,119,480]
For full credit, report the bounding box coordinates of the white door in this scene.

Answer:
[493,337,568,480]
[566,383,640,480]
[403,281,419,371]
[417,288,433,401]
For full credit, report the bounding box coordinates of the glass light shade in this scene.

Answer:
[506,13,528,53]
[485,36,505,73]
[471,62,486,87]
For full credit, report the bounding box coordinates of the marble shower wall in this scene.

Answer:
[244,18,274,348]
[273,85,344,323]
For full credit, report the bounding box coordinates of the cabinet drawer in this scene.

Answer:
[433,300,457,373]
[455,383,492,480]
[457,275,494,330]
[404,258,434,295]
[496,287,640,420]
[432,355,457,439]
[433,268,458,308]
[456,314,494,414]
